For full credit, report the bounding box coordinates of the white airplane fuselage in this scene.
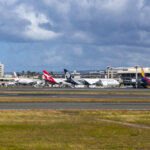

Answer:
[100,79,120,87]
[15,78,41,85]
[81,78,119,87]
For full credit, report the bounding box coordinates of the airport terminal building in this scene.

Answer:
[1,63,150,87]
[52,66,150,80]
[70,66,150,86]
[106,66,150,78]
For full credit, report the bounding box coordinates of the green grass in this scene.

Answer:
[79,110,150,126]
[0,110,149,150]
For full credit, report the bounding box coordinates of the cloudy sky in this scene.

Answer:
[0,0,150,72]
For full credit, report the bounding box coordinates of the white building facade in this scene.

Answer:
[0,63,4,77]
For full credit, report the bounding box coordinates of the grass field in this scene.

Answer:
[0,110,150,150]
[0,97,150,103]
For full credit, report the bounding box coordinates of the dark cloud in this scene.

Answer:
[0,0,150,71]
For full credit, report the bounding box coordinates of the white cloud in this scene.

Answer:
[43,49,69,67]
[15,4,61,40]
[0,0,18,5]
[1,0,150,71]
[24,26,61,40]
[100,0,128,13]
[137,0,145,9]
[139,31,150,45]
[43,0,70,15]
[72,32,93,43]
[73,46,83,56]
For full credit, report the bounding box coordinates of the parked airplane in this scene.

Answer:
[98,78,120,87]
[14,72,42,85]
[64,69,101,86]
[64,69,119,87]
[141,68,150,88]
[43,70,71,86]
[7,82,16,86]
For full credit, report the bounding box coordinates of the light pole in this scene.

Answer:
[135,65,139,88]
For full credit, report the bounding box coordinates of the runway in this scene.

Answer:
[0,87,150,110]
[0,102,149,110]
[0,93,150,99]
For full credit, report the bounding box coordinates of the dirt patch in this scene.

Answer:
[96,118,150,130]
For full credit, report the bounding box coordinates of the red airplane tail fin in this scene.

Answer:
[43,70,56,84]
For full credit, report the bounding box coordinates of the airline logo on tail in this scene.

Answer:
[64,69,71,79]
[141,68,150,87]
[141,68,148,81]
[43,70,56,84]
[14,72,19,81]
[14,72,18,78]
[141,69,146,78]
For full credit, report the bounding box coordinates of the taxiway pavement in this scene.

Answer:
[0,102,149,110]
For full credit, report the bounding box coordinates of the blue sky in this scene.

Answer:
[0,0,150,72]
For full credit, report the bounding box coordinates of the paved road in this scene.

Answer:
[0,102,149,110]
